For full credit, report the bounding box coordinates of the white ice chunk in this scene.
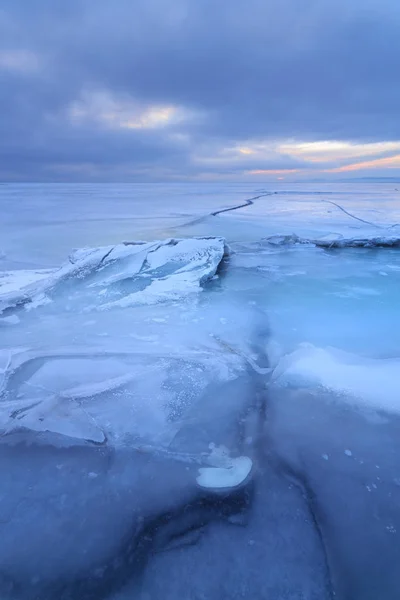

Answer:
[100,237,226,308]
[196,455,253,489]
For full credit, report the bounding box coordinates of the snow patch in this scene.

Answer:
[274,344,400,414]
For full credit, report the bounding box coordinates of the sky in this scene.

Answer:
[1,0,400,182]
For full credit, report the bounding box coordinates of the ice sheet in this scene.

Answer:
[2,183,400,268]
[1,184,400,438]
[0,182,246,269]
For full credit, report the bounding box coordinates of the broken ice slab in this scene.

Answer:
[0,237,228,314]
[262,232,400,248]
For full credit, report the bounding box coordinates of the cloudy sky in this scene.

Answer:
[1,0,400,182]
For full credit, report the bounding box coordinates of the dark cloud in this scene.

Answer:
[1,0,400,180]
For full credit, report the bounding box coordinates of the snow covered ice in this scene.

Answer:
[1,182,400,600]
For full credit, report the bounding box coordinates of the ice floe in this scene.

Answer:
[0,237,228,314]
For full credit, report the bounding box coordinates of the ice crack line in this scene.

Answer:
[174,191,274,229]
[211,192,274,216]
[321,198,385,229]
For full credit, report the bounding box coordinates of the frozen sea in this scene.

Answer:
[1,182,400,600]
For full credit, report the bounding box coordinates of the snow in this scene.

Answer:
[0,268,54,294]
[273,344,400,414]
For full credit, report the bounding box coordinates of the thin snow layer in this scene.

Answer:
[274,344,400,414]
[0,237,227,314]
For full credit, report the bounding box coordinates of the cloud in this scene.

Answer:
[1,0,400,180]
[67,90,194,131]
[326,153,400,173]
[0,49,41,73]
[279,141,400,164]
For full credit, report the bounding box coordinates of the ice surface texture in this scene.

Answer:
[1,183,400,600]
[0,237,244,447]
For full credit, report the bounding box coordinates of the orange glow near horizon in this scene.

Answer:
[279,140,400,164]
[238,147,255,155]
[230,139,400,177]
[326,153,400,173]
